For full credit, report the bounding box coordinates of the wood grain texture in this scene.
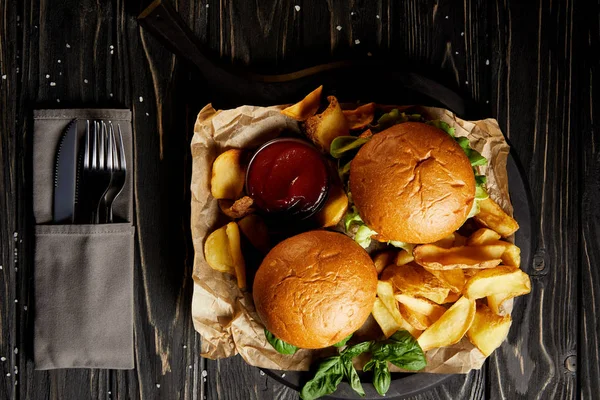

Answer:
[0,0,598,399]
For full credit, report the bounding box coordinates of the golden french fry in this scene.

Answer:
[468,228,502,246]
[372,249,397,274]
[463,266,531,300]
[380,264,450,305]
[204,225,235,274]
[443,291,461,303]
[395,249,415,266]
[372,298,402,338]
[498,242,521,267]
[281,85,322,121]
[425,267,466,293]
[395,294,447,323]
[304,96,350,151]
[417,296,476,351]
[453,233,468,247]
[225,222,246,289]
[237,214,270,254]
[432,233,455,249]
[313,182,348,228]
[342,102,376,130]
[376,281,420,337]
[474,197,520,237]
[218,196,255,219]
[467,303,512,356]
[398,303,430,330]
[413,244,504,270]
[463,269,478,278]
[211,149,247,200]
[487,293,514,315]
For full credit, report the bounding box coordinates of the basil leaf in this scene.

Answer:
[354,225,377,248]
[385,330,427,371]
[372,361,391,396]
[362,359,376,372]
[341,341,373,359]
[264,329,298,355]
[300,356,344,400]
[427,119,456,137]
[333,334,353,348]
[330,136,371,159]
[343,358,365,397]
[344,207,363,232]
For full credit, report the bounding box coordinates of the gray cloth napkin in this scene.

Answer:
[32,109,135,370]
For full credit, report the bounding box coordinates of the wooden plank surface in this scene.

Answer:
[0,0,597,399]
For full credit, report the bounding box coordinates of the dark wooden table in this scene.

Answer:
[1,0,598,399]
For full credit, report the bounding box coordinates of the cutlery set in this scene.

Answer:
[53,119,127,224]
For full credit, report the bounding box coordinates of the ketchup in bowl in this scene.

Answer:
[246,138,329,219]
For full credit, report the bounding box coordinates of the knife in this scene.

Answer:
[53,119,79,223]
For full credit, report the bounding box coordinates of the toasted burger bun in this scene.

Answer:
[253,230,377,349]
[350,122,476,244]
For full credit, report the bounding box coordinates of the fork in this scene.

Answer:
[82,120,112,224]
[102,122,127,223]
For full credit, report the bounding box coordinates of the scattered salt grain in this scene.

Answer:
[336,26,342,31]
[110,45,114,50]
[281,373,286,378]
[485,59,490,65]
[23,306,27,311]
[156,384,160,388]
[110,50,114,55]
[183,345,187,349]
[6,373,10,377]
[376,15,380,19]
[294,5,300,11]
[84,79,88,84]
[350,12,355,16]
[201,370,207,377]
[14,348,18,355]
[206,4,209,8]
[486,100,490,104]
[139,96,144,102]
[461,32,464,36]
[56,99,61,103]
[45,74,50,79]
[354,39,360,44]
[110,93,114,97]
[57,59,61,63]
[259,370,265,376]
[1,357,6,361]
[50,82,56,86]
[14,299,18,303]
[66,43,71,48]
[465,81,469,84]
[203,377,206,382]
[445,15,449,19]
[189,365,193,369]
[1,75,6,80]
[455,51,459,55]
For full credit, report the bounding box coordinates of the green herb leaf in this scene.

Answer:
[371,109,422,132]
[372,361,391,396]
[427,120,456,137]
[354,225,377,248]
[264,329,298,355]
[341,341,373,359]
[333,334,353,348]
[338,159,352,182]
[475,174,487,187]
[300,356,344,400]
[330,136,371,159]
[384,331,427,371]
[342,358,365,397]
[344,207,363,232]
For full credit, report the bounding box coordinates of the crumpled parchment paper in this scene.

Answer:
[190,103,513,373]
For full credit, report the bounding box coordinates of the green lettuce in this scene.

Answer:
[370,109,422,132]
[330,136,370,159]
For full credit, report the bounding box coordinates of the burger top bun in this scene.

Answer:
[253,230,377,349]
[350,122,476,244]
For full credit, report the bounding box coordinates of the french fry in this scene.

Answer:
[225,222,246,289]
[453,233,468,247]
[467,303,512,356]
[413,244,504,270]
[280,85,322,121]
[487,293,514,315]
[211,149,247,200]
[376,281,420,337]
[380,264,450,304]
[237,214,270,254]
[218,196,255,219]
[395,249,415,266]
[372,249,397,274]
[304,96,350,152]
[204,225,236,274]
[372,298,402,338]
[432,233,456,249]
[398,303,430,330]
[313,182,348,228]
[474,197,520,237]
[463,266,531,300]
[424,267,466,293]
[443,291,461,303]
[417,296,476,351]
[342,102,376,130]
[498,242,521,267]
[468,228,501,246]
[394,294,447,323]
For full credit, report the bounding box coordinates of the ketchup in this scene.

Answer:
[246,139,329,218]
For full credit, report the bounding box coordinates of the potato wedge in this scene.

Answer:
[453,233,468,247]
[211,149,247,200]
[281,85,322,121]
[467,303,512,356]
[218,196,255,219]
[313,182,348,228]
[395,249,415,266]
[372,249,397,274]
[487,293,513,315]
[304,96,350,151]
[377,281,420,337]
[413,244,504,270]
[432,233,455,249]
[398,303,431,330]
[417,296,476,351]
[381,263,450,304]
[443,291,461,303]
[498,242,521,267]
[342,102,376,130]
[468,228,502,246]
[474,197,520,237]
[424,267,466,293]
[394,294,447,323]
[372,298,402,338]
[204,225,235,274]
[237,214,270,254]
[225,222,246,289]
[463,266,531,300]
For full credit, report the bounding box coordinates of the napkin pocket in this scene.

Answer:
[33,223,135,370]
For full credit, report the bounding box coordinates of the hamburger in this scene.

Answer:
[253,230,377,349]
[349,122,477,244]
